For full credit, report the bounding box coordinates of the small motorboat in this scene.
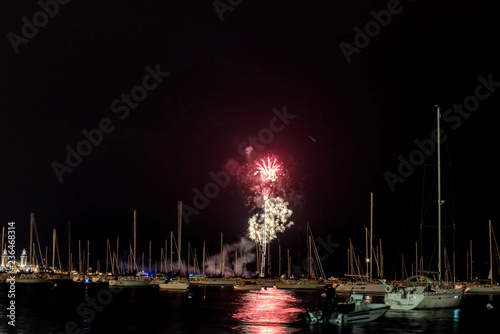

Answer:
[307,292,389,326]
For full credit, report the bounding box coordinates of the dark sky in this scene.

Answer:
[1,0,499,278]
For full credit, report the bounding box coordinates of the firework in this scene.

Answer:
[247,197,294,243]
[237,153,291,209]
[236,152,295,276]
[256,156,281,182]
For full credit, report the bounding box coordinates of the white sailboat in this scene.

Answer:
[275,223,326,290]
[109,210,151,288]
[384,106,464,310]
[467,220,500,294]
[159,278,190,290]
[233,279,262,291]
[335,193,387,296]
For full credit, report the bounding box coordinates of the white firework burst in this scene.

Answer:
[247,197,293,243]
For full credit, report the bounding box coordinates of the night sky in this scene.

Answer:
[1,0,499,279]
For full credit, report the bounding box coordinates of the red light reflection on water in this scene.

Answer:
[231,287,305,333]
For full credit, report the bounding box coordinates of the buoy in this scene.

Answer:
[54,283,58,288]
[385,285,393,293]
[188,293,194,299]
[487,303,494,310]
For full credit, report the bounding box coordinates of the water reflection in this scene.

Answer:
[80,285,91,334]
[231,287,304,333]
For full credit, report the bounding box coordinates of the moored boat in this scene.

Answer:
[308,293,389,325]
[234,280,262,291]
[109,275,152,287]
[275,278,325,290]
[6,273,48,284]
[335,280,387,296]
[159,278,190,290]
[384,276,464,310]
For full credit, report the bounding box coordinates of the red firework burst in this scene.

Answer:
[256,156,281,182]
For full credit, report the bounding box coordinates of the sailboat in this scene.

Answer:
[335,193,387,296]
[109,210,151,288]
[275,223,326,290]
[384,106,464,310]
[467,220,500,294]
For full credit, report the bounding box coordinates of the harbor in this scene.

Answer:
[3,0,499,333]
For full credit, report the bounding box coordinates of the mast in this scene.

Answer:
[78,240,81,273]
[489,220,493,285]
[220,232,224,277]
[177,201,182,274]
[308,225,312,278]
[287,248,290,277]
[261,196,268,277]
[133,210,137,272]
[52,229,56,270]
[278,239,281,277]
[170,231,173,273]
[470,239,473,281]
[437,105,442,283]
[68,221,71,272]
[370,192,373,282]
[87,240,90,273]
[29,213,34,270]
[365,227,368,279]
[106,239,109,274]
[202,241,205,277]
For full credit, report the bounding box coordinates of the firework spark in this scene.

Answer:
[256,156,281,182]
[247,197,294,243]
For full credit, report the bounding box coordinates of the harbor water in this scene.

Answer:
[1,283,498,333]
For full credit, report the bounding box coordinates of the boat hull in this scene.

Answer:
[109,279,151,287]
[275,280,325,290]
[159,281,189,290]
[384,287,464,310]
[466,285,500,294]
[335,282,387,296]
[308,295,389,325]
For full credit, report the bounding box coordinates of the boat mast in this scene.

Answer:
[437,105,442,283]
[202,241,205,277]
[29,213,34,270]
[52,229,56,270]
[370,192,373,282]
[68,221,71,272]
[133,210,137,272]
[177,201,182,274]
[489,220,493,285]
